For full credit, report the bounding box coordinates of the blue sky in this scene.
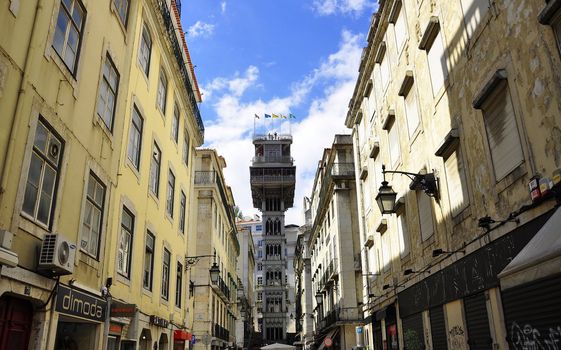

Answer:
[181,0,377,224]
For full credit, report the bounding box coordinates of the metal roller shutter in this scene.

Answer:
[464,292,492,350]
[429,306,447,350]
[401,312,424,350]
[502,273,561,348]
[374,321,383,350]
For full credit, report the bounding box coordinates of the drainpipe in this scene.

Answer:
[0,0,44,205]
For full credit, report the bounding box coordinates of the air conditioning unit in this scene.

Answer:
[38,234,76,276]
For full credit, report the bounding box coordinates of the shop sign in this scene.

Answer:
[150,315,169,328]
[55,284,106,322]
[109,323,123,335]
[110,301,136,317]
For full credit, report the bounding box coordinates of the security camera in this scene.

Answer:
[101,286,108,297]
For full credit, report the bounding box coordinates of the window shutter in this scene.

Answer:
[417,191,434,241]
[482,83,524,181]
[397,212,409,257]
[404,87,420,138]
[394,6,407,51]
[445,148,469,216]
[389,123,401,167]
[427,30,447,96]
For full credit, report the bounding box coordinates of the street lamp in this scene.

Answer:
[376,164,439,214]
[209,262,220,284]
[315,292,323,304]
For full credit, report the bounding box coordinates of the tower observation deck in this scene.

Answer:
[249,132,296,344]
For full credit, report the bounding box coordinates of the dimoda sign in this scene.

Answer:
[55,284,106,322]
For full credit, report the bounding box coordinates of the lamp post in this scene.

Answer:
[376,164,439,214]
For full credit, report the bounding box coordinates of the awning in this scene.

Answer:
[499,207,561,288]
[173,330,192,341]
[316,327,340,350]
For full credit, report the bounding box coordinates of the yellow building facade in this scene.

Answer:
[0,0,204,349]
[190,149,240,350]
[346,1,561,349]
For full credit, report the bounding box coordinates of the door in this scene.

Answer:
[0,295,33,350]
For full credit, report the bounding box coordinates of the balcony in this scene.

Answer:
[212,275,231,302]
[331,162,355,179]
[252,155,294,164]
[213,323,229,341]
[153,0,204,139]
[318,306,363,330]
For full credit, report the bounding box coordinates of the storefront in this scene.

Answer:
[499,207,561,349]
[53,283,106,350]
[374,304,398,350]
[397,209,554,349]
[174,329,192,350]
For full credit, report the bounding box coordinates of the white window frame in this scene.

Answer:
[143,230,155,290]
[162,248,171,300]
[80,172,106,258]
[139,24,152,76]
[157,70,168,113]
[22,118,64,229]
[52,0,86,74]
[96,55,119,132]
[149,142,161,197]
[127,106,143,170]
[118,207,134,278]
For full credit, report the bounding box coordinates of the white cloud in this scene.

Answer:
[203,31,363,225]
[312,0,375,16]
[221,1,227,14]
[187,21,215,38]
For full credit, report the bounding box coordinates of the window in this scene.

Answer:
[81,172,106,258]
[481,81,524,181]
[388,119,401,167]
[380,52,391,91]
[367,89,377,121]
[396,212,410,258]
[52,0,85,74]
[162,248,170,300]
[427,28,448,97]
[157,70,168,113]
[172,105,180,143]
[257,263,262,271]
[113,0,129,26]
[460,0,490,39]
[183,130,190,165]
[166,169,175,217]
[257,292,262,301]
[179,191,186,233]
[143,231,155,290]
[118,207,134,278]
[22,118,64,228]
[417,190,434,241]
[139,24,152,75]
[381,231,391,271]
[258,250,262,258]
[127,106,143,170]
[445,147,470,216]
[96,55,119,131]
[258,240,263,247]
[149,143,161,196]
[176,262,183,307]
[404,84,420,138]
[257,277,263,285]
[393,3,408,53]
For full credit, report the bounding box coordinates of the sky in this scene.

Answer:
[181,0,378,225]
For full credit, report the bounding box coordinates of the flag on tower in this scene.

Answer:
[289,113,296,119]
[265,114,272,118]
[272,113,280,118]
[254,114,260,119]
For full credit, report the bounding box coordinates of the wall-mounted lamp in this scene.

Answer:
[376,165,439,214]
[315,292,323,304]
[432,248,465,257]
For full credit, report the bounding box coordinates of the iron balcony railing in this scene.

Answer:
[331,162,355,178]
[250,174,296,184]
[252,155,294,164]
[318,306,363,330]
[154,0,204,139]
[213,323,229,341]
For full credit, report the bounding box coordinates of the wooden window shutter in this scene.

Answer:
[417,190,434,241]
[445,148,469,216]
[482,82,524,181]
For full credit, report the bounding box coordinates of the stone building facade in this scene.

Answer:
[346,1,561,349]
